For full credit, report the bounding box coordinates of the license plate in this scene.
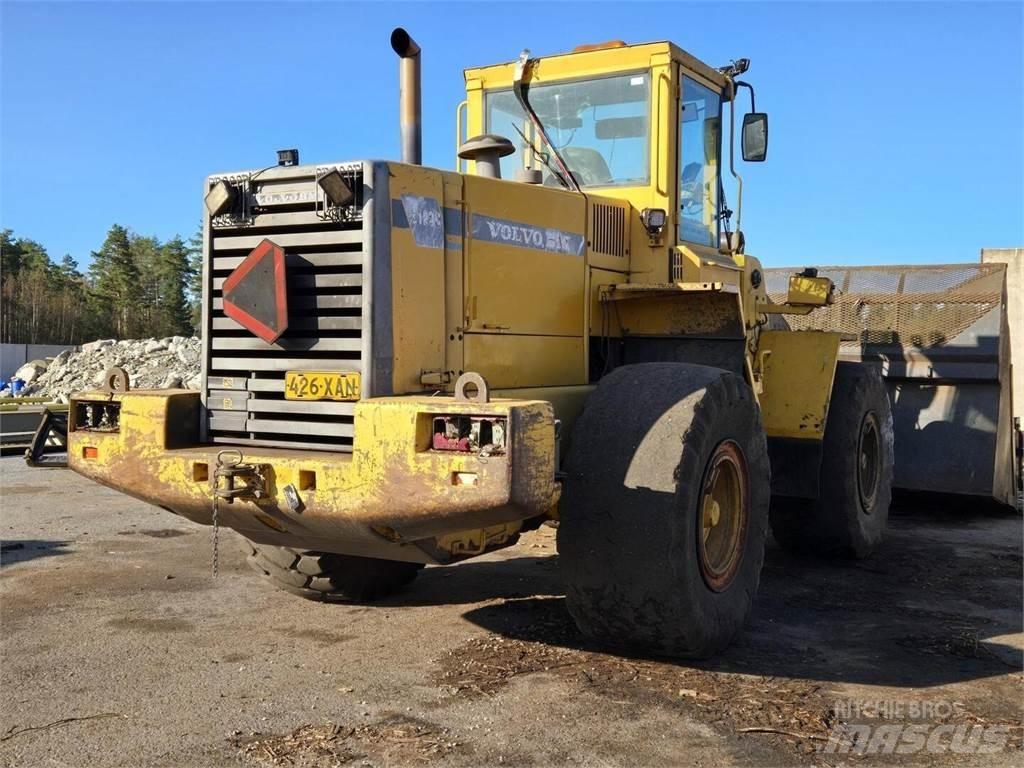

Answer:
[284,371,361,401]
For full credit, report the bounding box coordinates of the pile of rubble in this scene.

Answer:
[8,337,202,402]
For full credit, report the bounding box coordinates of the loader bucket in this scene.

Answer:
[765,261,1021,507]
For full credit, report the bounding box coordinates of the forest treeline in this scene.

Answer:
[1,226,203,345]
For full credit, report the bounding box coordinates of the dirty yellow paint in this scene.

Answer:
[786,274,834,306]
[68,389,559,565]
[388,164,448,393]
[756,330,841,440]
[463,334,585,389]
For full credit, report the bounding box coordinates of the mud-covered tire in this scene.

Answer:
[769,361,894,558]
[241,540,423,602]
[558,363,771,658]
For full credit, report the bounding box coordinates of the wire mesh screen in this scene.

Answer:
[764,264,1005,348]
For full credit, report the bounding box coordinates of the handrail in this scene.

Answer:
[455,100,468,172]
[655,72,671,197]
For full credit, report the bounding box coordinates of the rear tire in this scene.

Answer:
[769,361,894,558]
[242,540,423,602]
[558,363,770,658]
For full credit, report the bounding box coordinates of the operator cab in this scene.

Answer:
[462,40,767,277]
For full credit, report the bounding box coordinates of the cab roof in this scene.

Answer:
[464,40,729,93]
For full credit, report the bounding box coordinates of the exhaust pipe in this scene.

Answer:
[390,27,421,165]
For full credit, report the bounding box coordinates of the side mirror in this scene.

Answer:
[741,113,768,162]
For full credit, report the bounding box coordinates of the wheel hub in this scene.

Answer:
[697,440,749,592]
[857,411,881,513]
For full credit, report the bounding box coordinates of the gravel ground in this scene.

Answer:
[1,456,1021,767]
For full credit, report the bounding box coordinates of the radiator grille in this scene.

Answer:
[590,203,627,259]
[203,163,366,452]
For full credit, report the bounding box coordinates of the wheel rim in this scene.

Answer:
[857,411,881,513]
[697,440,749,592]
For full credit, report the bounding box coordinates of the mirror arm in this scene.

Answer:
[725,77,743,245]
[735,80,756,113]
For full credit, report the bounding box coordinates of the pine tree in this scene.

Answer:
[1,229,20,279]
[0,230,23,341]
[156,236,194,336]
[89,224,142,338]
[187,222,204,334]
[1,232,61,343]
[54,255,87,344]
[129,234,162,336]
[1,225,197,344]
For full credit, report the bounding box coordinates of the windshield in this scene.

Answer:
[486,72,651,188]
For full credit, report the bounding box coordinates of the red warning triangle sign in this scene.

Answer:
[222,238,289,344]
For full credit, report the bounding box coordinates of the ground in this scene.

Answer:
[0,456,1021,767]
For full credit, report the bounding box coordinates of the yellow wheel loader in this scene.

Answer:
[67,31,897,658]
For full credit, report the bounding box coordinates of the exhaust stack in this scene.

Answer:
[390,27,422,165]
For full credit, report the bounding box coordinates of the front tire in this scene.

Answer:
[769,361,894,558]
[558,363,770,658]
[242,540,423,602]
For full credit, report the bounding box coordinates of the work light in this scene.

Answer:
[204,180,236,217]
[317,170,354,207]
[641,207,667,236]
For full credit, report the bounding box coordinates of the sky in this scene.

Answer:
[1,1,1022,270]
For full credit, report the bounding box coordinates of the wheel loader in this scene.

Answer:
[66,30,895,658]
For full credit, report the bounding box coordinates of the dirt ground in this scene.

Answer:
[1,455,1021,767]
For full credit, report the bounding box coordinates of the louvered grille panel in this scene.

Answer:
[203,163,366,452]
[591,203,627,259]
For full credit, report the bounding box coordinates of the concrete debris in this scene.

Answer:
[13,360,49,384]
[20,337,202,401]
[80,339,115,353]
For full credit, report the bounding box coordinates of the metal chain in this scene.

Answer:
[211,491,220,578]
[209,449,262,579]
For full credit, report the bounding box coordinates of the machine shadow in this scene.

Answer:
[382,554,562,608]
[431,508,1021,689]
[0,539,72,568]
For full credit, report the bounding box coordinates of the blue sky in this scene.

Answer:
[1,1,1021,269]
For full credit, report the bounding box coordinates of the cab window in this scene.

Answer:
[486,72,651,188]
[679,77,721,247]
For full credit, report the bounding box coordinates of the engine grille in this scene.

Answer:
[203,163,367,452]
[590,202,628,259]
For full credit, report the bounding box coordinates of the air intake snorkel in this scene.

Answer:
[512,49,581,193]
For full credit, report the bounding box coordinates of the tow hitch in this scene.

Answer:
[210,449,268,575]
[212,449,268,503]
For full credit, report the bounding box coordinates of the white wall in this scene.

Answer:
[1,343,77,381]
